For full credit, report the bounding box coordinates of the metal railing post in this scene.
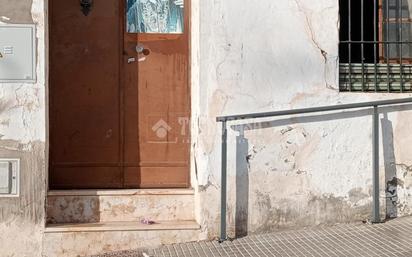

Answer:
[372,106,380,223]
[220,120,228,242]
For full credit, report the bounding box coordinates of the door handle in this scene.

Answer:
[136,44,150,56]
[127,44,151,64]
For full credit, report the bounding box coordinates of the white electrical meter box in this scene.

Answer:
[0,24,36,83]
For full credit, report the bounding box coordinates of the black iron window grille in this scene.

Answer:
[339,0,412,92]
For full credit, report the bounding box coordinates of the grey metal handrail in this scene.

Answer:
[216,97,412,242]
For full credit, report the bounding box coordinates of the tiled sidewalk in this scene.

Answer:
[94,216,412,257]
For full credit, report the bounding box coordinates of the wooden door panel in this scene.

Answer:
[123,1,191,188]
[50,0,122,189]
[51,167,123,189]
[135,40,190,187]
[50,0,190,189]
[123,37,191,187]
[124,167,189,188]
[52,107,119,163]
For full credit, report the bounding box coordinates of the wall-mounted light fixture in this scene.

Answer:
[80,0,93,16]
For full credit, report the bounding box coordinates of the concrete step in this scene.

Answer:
[43,220,200,257]
[47,189,195,224]
[45,220,200,233]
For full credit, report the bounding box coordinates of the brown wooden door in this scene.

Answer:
[49,0,190,189]
[123,1,191,188]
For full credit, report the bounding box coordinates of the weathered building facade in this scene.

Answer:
[0,0,412,256]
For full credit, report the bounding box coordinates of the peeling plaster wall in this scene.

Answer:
[0,0,46,257]
[194,0,412,238]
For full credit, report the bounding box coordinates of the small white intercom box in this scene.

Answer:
[0,24,36,83]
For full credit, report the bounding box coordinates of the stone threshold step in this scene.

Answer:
[45,220,200,233]
[48,188,194,196]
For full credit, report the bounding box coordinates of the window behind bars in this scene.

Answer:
[339,0,412,92]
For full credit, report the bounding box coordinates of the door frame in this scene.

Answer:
[47,0,195,190]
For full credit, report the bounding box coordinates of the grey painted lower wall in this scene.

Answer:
[0,141,46,257]
[0,0,46,256]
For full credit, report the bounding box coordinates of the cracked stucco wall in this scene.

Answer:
[194,0,412,239]
[0,0,46,256]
